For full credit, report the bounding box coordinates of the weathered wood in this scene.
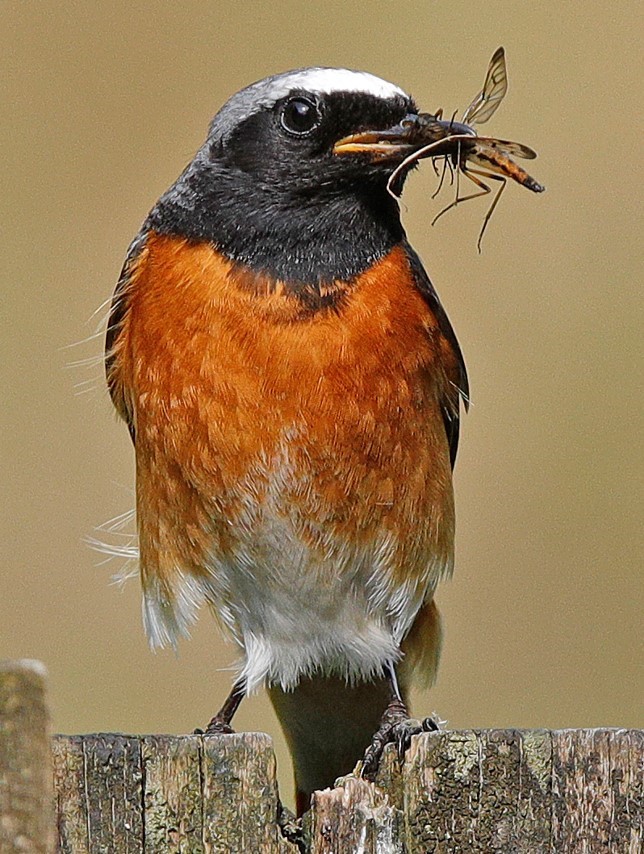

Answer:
[306,775,402,853]
[51,736,87,852]
[0,660,53,853]
[46,727,644,852]
[515,728,553,851]
[403,729,481,851]
[611,729,644,853]
[1,662,641,854]
[200,732,296,853]
[477,728,523,850]
[141,734,203,852]
[84,734,144,853]
[551,728,643,854]
[399,728,643,852]
[50,732,296,854]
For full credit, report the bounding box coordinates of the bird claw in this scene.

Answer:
[196,718,236,736]
[361,708,439,780]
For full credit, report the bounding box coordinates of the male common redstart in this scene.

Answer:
[105,67,468,815]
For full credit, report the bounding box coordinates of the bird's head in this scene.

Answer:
[150,67,443,283]
[207,67,428,193]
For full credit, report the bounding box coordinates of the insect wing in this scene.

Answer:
[473,136,538,160]
[462,46,508,126]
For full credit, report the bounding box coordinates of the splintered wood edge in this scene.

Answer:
[306,775,403,854]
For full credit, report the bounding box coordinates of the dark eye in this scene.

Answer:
[280,97,320,136]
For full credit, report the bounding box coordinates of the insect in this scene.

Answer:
[388,47,545,250]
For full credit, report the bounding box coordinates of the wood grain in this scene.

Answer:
[0,660,53,853]
[1,675,641,854]
[45,728,644,852]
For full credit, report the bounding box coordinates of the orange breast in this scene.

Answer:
[110,232,457,618]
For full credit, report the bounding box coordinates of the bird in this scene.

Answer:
[105,66,468,816]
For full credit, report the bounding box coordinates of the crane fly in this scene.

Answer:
[388,47,545,250]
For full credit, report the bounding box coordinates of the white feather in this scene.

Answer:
[139,430,450,691]
[266,68,407,102]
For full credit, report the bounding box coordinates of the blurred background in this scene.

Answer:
[2,1,642,807]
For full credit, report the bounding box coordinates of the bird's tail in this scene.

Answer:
[268,599,443,816]
[269,674,392,816]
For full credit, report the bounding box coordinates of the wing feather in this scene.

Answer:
[403,242,469,468]
[105,231,148,443]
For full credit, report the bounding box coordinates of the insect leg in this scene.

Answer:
[465,167,507,251]
[386,134,465,199]
[454,141,462,205]
[431,163,491,227]
[431,156,451,199]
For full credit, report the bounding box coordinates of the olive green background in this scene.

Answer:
[2,1,642,805]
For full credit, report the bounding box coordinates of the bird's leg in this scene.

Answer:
[196,683,246,735]
[360,663,438,780]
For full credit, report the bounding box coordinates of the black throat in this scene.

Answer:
[147,153,405,288]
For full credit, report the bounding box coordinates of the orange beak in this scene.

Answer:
[332,113,456,161]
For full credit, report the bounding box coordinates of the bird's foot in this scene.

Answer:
[193,716,236,736]
[193,685,245,735]
[361,699,438,781]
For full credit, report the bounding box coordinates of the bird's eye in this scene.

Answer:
[280,97,321,136]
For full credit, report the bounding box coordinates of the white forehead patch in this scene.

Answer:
[209,67,410,143]
[269,67,407,102]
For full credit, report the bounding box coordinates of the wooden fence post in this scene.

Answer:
[0,660,53,853]
[2,661,643,852]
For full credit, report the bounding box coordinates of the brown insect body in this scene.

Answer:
[451,135,545,193]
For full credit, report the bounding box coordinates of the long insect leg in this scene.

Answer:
[447,158,455,186]
[432,164,491,227]
[465,167,506,251]
[386,134,466,199]
[431,156,451,199]
[454,141,461,207]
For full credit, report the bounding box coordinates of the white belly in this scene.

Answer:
[142,438,452,691]
[211,526,434,692]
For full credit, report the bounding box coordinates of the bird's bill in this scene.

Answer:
[332,113,456,161]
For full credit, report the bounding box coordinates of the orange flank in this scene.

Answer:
[107,232,459,643]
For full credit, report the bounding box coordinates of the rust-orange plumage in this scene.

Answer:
[106,67,468,813]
